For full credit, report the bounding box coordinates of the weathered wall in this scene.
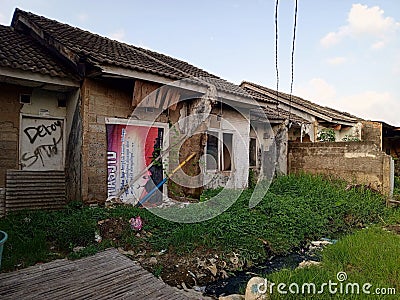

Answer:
[361,121,382,146]
[0,83,25,187]
[66,93,82,202]
[20,89,67,117]
[273,123,288,175]
[81,78,134,203]
[288,141,393,195]
[167,101,206,199]
[203,107,250,189]
[395,159,400,177]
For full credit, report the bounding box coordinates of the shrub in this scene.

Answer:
[317,128,336,142]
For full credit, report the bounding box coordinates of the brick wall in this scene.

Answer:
[288,141,392,195]
[81,78,134,202]
[0,83,27,188]
[361,121,382,145]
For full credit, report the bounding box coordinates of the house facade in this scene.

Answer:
[0,8,279,211]
[0,24,79,214]
[1,9,395,215]
[241,81,363,143]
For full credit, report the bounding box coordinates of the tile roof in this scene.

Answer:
[241,81,361,123]
[12,9,248,97]
[0,24,74,79]
[251,106,310,124]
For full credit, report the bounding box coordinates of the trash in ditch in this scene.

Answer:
[94,231,102,243]
[130,216,143,231]
[321,237,338,244]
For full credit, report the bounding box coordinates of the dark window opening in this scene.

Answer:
[206,132,218,170]
[249,138,257,167]
[20,94,31,104]
[222,133,233,171]
[58,99,67,107]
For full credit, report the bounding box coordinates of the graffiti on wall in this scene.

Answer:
[107,123,164,204]
[20,117,64,170]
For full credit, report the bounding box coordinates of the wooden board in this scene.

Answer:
[0,248,206,300]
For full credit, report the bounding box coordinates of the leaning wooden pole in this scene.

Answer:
[136,152,196,207]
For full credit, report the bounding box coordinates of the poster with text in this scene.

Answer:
[107,123,164,204]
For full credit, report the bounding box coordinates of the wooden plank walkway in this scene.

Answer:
[0,248,208,299]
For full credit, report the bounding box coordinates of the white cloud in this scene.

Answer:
[109,29,126,42]
[77,13,88,23]
[295,78,336,106]
[371,40,385,50]
[296,78,399,125]
[326,56,347,65]
[320,4,400,48]
[320,28,347,47]
[339,91,399,125]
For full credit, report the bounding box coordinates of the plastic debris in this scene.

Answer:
[321,237,338,244]
[94,231,102,243]
[73,246,85,253]
[129,216,143,231]
[193,286,206,293]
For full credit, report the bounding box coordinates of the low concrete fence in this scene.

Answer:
[288,141,393,196]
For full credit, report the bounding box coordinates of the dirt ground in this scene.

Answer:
[96,218,242,289]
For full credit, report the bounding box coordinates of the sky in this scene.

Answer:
[1,0,399,125]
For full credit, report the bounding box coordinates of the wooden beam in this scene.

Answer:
[0,67,80,89]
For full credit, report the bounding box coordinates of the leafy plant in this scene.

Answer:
[342,135,360,142]
[394,176,400,197]
[248,168,257,189]
[317,128,336,142]
[0,174,389,273]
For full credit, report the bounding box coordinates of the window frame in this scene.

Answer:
[205,130,234,172]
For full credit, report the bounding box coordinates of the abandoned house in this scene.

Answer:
[240,81,395,196]
[0,8,282,214]
[241,81,363,143]
[0,23,80,215]
[0,9,396,216]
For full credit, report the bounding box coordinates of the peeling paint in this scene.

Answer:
[344,152,376,158]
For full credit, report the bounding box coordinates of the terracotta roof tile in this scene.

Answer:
[13,9,248,97]
[241,81,361,123]
[0,24,73,79]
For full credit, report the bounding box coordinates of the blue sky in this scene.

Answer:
[1,0,399,125]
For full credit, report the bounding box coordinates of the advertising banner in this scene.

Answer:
[106,123,164,204]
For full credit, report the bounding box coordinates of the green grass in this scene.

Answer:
[267,227,400,299]
[394,176,400,198]
[0,174,392,272]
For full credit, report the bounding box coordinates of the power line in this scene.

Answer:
[274,0,279,117]
[288,0,298,122]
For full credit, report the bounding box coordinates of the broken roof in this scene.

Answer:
[241,81,361,124]
[11,8,247,98]
[0,24,75,80]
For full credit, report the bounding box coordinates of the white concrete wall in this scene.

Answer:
[204,107,250,189]
[21,89,67,118]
